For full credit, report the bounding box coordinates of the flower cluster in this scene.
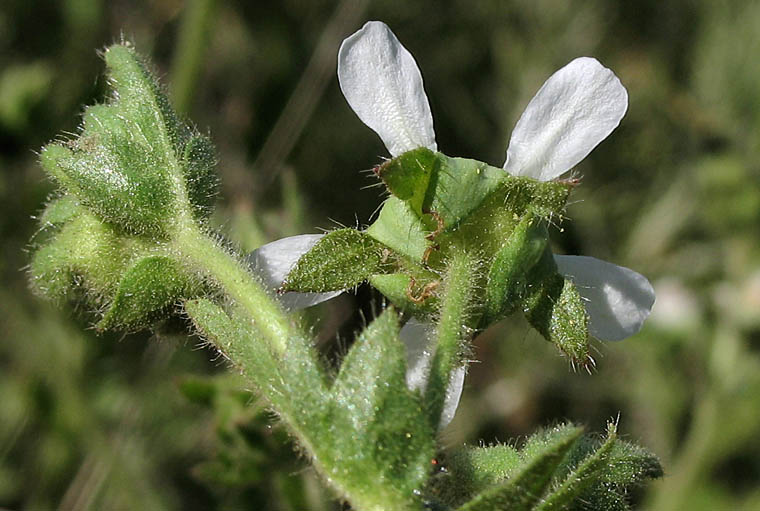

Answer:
[250,21,655,428]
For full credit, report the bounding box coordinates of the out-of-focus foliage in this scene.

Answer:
[1,0,759,509]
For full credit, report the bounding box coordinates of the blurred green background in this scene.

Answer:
[2,0,760,509]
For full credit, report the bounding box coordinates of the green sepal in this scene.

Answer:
[324,307,435,509]
[38,194,83,229]
[97,255,201,331]
[429,443,522,506]
[455,425,583,511]
[369,273,440,316]
[522,250,590,366]
[366,196,431,263]
[372,148,571,244]
[374,147,438,214]
[427,153,511,232]
[29,212,131,302]
[182,133,219,220]
[535,423,619,511]
[284,228,397,292]
[483,213,549,324]
[39,44,218,236]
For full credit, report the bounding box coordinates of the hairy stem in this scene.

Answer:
[173,224,293,354]
[425,248,479,428]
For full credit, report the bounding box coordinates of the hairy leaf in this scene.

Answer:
[322,308,435,510]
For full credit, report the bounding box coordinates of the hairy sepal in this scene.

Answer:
[283,228,398,293]
[98,255,202,331]
[522,251,591,366]
[39,44,218,237]
[426,422,662,511]
[31,44,220,332]
[371,148,570,259]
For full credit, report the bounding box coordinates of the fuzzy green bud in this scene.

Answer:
[39,44,218,237]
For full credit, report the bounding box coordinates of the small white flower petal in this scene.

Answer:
[401,318,434,393]
[400,318,465,430]
[554,255,655,341]
[504,57,628,181]
[247,234,342,310]
[338,21,437,156]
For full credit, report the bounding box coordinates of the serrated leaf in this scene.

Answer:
[456,425,583,511]
[284,228,397,292]
[98,255,200,330]
[323,308,435,510]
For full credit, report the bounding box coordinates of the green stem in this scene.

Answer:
[172,224,292,354]
[425,248,478,428]
[170,0,218,115]
[175,224,419,511]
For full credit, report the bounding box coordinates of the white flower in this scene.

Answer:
[335,20,653,341]
[249,20,655,427]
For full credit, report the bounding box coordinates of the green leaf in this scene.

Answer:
[456,425,583,511]
[545,423,662,511]
[98,255,201,330]
[601,439,664,486]
[39,44,217,236]
[322,308,435,510]
[284,228,397,292]
[182,133,219,219]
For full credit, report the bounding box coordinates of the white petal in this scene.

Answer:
[554,255,655,341]
[338,21,437,156]
[400,318,465,429]
[247,234,342,310]
[504,57,628,181]
[401,319,434,393]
